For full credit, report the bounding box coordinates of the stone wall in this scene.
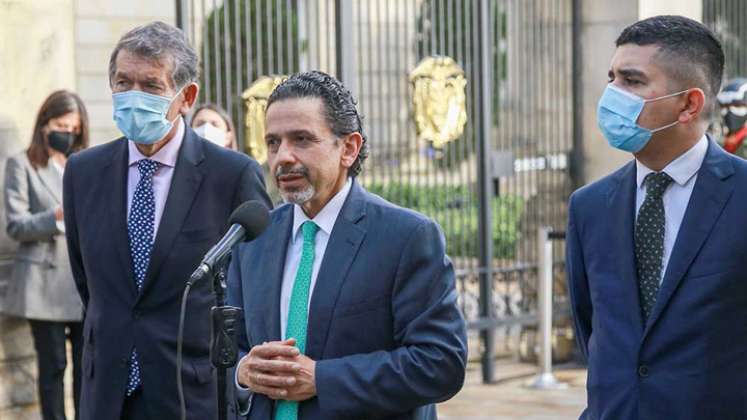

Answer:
[0,1,76,417]
[0,1,174,417]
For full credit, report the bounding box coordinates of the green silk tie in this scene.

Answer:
[275,221,319,420]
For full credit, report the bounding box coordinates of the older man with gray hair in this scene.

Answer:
[63,21,271,420]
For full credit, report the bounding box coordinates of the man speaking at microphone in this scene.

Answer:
[63,22,271,420]
[227,71,467,419]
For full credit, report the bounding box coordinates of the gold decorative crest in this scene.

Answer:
[242,75,286,163]
[409,56,468,149]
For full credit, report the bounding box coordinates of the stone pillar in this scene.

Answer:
[0,1,76,417]
[639,0,702,21]
[577,0,639,183]
[0,2,175,417]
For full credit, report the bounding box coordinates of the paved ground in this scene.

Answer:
[438,360,587,420]
[35,355,587,420]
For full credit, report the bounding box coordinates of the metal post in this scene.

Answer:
[175,0,183,29]
[477,0,495,384]
[298,0,309,71]
[335,0,358,97]
[570,0,584,190]
[526,226,567,389]
[175,0,190,37]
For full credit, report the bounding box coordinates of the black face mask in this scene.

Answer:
[47,131,75,155]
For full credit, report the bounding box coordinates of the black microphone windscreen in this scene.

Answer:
[229,200,270,241]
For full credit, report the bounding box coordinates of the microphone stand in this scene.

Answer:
[209,258,243,420]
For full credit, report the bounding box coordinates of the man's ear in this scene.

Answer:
[340,132,363,169]
[179,83,200,114]
[678,88,705,124]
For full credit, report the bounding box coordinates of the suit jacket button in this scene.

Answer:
[134,311,141,319]
[638,365,650,377]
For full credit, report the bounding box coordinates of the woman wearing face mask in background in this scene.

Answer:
[190,103,239,150]
[2,90,89,420]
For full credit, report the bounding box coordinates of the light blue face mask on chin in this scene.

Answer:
[112,87,184,145]
[597,84,688,153]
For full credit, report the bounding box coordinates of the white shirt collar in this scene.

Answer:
[128,116,185,168]
[636,134,708,188]
[292,178,353,243]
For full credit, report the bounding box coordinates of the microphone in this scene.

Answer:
[178,200,269,420]
[189,200,270,284]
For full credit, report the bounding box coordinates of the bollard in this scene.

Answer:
[526,226,567,390]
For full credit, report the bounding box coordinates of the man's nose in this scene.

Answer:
[274,140,296,165]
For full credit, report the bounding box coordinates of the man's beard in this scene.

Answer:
[280,185,315,205]
[276,165,315,205]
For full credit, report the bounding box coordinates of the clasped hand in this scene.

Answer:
[237,338,317,401]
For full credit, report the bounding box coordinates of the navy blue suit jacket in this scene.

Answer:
[566,139,747,420]
[227,180,467,419]
[63,128,271,420]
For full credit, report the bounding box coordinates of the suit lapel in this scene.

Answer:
[644,140,735,337]
[607,161,645,333]
[34,163,62,204]
[305,181,367,360]
[246,207,293,345]
[139,129,204,297]
[107,138,138,297]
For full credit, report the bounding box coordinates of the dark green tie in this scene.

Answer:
[275,221,319,420]
[635,172,673,320]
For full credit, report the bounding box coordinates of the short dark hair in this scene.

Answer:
[266,71,368,177]
[616,15,724,116]
[27,90,89,169]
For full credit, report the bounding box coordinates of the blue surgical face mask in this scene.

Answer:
[597,84,688,153]
[112,87,185,144]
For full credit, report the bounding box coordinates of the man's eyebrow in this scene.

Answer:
[113,70,131,79]
[286,129,315,137]
[617,68,648,80]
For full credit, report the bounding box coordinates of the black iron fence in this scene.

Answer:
[704,0,747,80]
[177,0,577,382]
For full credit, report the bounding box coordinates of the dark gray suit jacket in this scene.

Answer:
[3,152,82,321]
[64,128,272,420]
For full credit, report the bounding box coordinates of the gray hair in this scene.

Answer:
[108,21,198,90]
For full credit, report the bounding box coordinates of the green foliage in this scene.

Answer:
[365,183,523,259]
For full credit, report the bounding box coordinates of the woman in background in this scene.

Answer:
[191,103,239,150]
[3,90,89,420]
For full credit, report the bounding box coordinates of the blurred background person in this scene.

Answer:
[191,103,238,150]
[2,89,89,420]
[716,77,747,157]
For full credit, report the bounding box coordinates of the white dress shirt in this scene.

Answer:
[126,117,185,234]
[635,135,708,284]
[279,177,352,338]
[235,178,353,398]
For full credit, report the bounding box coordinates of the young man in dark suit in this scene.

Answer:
[63,21,271,420]
[567,15,747,420]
